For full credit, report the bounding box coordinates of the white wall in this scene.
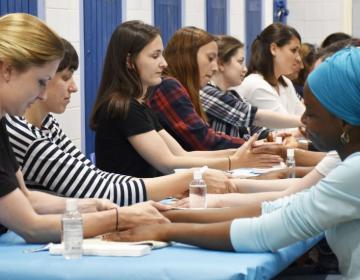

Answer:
[228,0,245,42]
[44,0,82,149]
[183,0,205,28]
[287,0,350,45]
[123,0,152,23]
[353,0,360,37]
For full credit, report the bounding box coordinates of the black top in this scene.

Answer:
[95,99,163,178]
[0,117,19,233]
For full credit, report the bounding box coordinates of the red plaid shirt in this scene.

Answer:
[147,77,245,151]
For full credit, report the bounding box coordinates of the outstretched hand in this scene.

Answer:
[232,134,283,168]
[116,201,171,230]
[103,223,169,242]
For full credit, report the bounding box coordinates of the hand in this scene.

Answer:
[251,142,286,160]
[78,198,117,213]
[117,201,171,230]
[103,224,169,242]
[282,135,299,148]
[232,134,283,168]
[203,169,236,194]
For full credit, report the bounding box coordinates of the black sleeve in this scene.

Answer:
[0,118,19,197]
[118,99,160,137]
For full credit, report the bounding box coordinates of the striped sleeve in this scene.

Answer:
[6,115,147,206]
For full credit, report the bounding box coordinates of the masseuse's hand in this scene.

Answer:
[117,201,171,230]
[103,224,170,242]
[78,198,117,213]
[232,134,283,168]
[203,169,235,194]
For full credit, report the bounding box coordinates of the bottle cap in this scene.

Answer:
[287,148,295,157]
[66,199,78,212]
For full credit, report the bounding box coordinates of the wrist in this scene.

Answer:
[225,179,237,193]
[162,223,174,241]
[297,139,310,150]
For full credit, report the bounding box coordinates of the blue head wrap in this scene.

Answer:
[307,47,360,125]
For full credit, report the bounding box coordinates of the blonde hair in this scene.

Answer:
[0,13,64,71]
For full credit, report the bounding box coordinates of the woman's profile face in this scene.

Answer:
[0,59,60,116]
[135,35,167,92]
[197,41,218,87]
[42,67,78,114]
[301,84,343,152]
[221,47,247,87]
[271,37,301,77]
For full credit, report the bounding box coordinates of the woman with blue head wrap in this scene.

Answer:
[107,48,360,279]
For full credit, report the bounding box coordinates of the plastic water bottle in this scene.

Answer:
[189,170,207,208]
[62,199,83,259]
[286,148,296,178]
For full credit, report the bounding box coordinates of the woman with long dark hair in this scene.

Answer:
[237,23,305,115]
[91,21,281,178]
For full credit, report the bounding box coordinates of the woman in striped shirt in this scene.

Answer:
[6,38,224,206]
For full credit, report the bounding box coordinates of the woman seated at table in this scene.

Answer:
[235,23,305,116]
[147,27,247,151]
[0,13,169,243]
[6,38,234,206]
[107,47,360,279]
[91,21,282,179]
[201,35,303,141]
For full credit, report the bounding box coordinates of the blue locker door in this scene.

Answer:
[0,0,37,16]
[83,0,122,158]
[154,0,181,46]
[245,0,262,62]
[206,0,227,35]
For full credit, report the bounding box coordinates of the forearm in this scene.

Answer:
[212,192,285,208]
[231,177,302,193]
[143,171,193,201]
[163,222,234,251]
[27,191,66,214]
[26,210,117,243]
[295,149,326,166]
[157,155,230,174]
[164,205,261,223]
[254,110,301,129]
[187,149,236,158]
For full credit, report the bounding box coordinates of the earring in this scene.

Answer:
[340,131,350,144]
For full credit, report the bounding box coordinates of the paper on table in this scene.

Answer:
[229,163,286,178]
[49,238,170,257]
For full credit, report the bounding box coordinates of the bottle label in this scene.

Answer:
[62,218,83,258]
[189,184,207,208]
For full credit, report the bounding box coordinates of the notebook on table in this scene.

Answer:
[49,238,170,257]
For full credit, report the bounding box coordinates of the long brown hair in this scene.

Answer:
[247,23,301,87]
[90,21,160,129]
[164,26,215,121]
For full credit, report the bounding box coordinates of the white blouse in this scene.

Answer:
[235,73,305,116]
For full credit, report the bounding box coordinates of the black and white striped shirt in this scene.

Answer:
[5,114,147,206]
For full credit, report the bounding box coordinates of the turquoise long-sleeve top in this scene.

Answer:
[230,152,360,278]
